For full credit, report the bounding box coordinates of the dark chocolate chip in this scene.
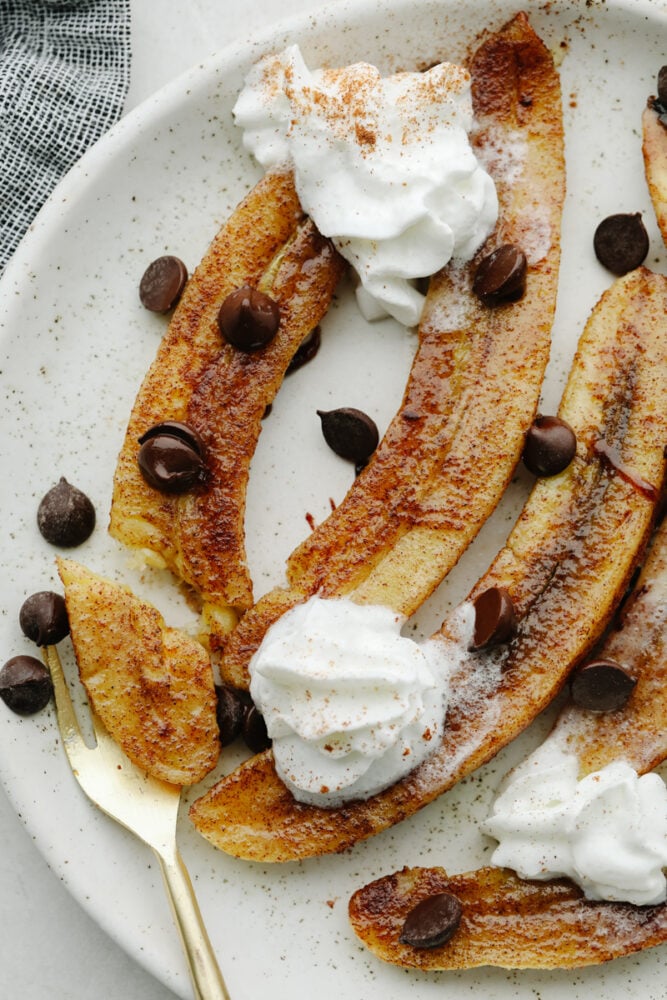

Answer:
[522,415,577,477]
[470,586,517,650]
[652,91,667,125]
[399,892,463,949]
[287,326,321,375]
[137,433,207,494]
[139,256,188,312]
[570,659,637,712]
[243,704,271,753]
[19,591,69,646]
[37,478,96,547]
[0,655,53,715]
[138,420,205,457]
[658,65,667,106]
[593,213,649,275]
[472,244,527,306]
[217,285,281,351]
[215,684,246,747]
[317,407,379,463]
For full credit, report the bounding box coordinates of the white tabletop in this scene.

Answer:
[0,1,338,996]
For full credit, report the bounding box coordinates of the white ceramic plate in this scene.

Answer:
[1,0,666,997]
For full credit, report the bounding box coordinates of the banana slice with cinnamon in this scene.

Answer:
[109,169,345,644]
[348,863,667,970]
[643,92,667,242]
[57,558,220,786]
[348,517,667,970]
[221,10,565,689]
[189,268,667,861]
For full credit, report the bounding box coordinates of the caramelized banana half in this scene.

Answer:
[643,98,667,243]
[349,518,667,970]
[221,11,565,688]
[58,558,220,786]
[189,268,667,861]
[109,169,345,644]
[348,864,667,970]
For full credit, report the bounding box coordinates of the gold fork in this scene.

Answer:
[42,644,230,1000]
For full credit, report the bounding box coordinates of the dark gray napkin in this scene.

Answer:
[0,0,131,271]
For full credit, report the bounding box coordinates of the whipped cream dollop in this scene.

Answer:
[234,45,498,326]
[249,596,463,807]
[483,742,667,905]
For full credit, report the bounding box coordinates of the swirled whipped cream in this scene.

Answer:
[234,45,498,326]
[248,596,464,807]
[483,742,667,905]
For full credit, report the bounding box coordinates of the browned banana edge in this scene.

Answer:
[642,99,667,244]
[189,268,667,861]
[220,10,565,688]
[109,169,345,642]
[348,519,667,970]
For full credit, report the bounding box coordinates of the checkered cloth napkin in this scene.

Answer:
[0,0,131,271]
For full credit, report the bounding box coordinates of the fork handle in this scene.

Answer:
[156,846,231,1000]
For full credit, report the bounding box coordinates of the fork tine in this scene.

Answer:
[42,644,89,767]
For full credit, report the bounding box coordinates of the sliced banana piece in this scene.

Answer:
[109,170,345,646]
[349,518,667,970]
[222,10,566,689]
[643,99,667,243]
[58,558,220,786]
[189,267,667,861]
[348,863,667,970]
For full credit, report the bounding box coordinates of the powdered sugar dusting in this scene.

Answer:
[475,124,527,189]
[422,262,477,333]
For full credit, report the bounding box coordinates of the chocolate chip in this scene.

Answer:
[593,213,649,275]
[139,256,188,312]
[399,892,463,949]
[570,659,637,712]
[287,326,321,375]
[522,415,577,477]
[653,98,667,123]
[215,684,246,747]
[470,586,517,649]
[217,285,281,351]
[317,407,379,463]
[658,66,667,105]
[138,420,205,457]
[137,432,207,494]
[472,244,527,306]
[37,478,96,547]
[19,592,69,646]
[243,704,271,753]
[0,655,53,715]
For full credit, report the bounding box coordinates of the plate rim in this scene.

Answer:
[0,0,665,995]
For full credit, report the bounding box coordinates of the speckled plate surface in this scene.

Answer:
[1,1,666,997]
